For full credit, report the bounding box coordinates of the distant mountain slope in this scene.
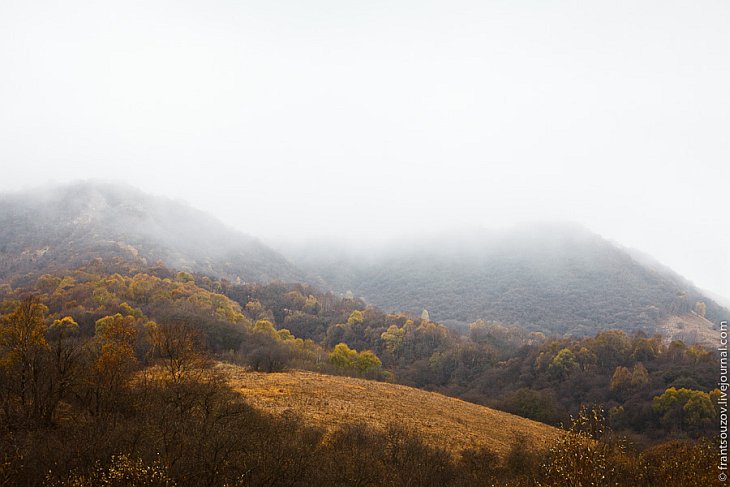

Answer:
[220,363,563,457]
[284,224,727,337]
[0,181,305,283]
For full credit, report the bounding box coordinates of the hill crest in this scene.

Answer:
[0,181,305,284]
[283,224,727,339]
[218,362,563,457]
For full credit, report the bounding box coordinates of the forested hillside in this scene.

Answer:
[285,225,727,338]
[0,184,724,485]
[5,183,724,343]
[0,182,305,283]
[0,258,719,485]
[0,259,719,448]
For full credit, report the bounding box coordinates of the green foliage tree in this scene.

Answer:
[329,343,358,370]
[354,350,382,375]
[549,348,578,379]
[652,387,717,433]
[381,325,405,356]
[329,343,382,376]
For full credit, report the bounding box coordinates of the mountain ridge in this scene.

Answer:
[282,224,727,339]
[0,181,306,284]
[1,182,725,342]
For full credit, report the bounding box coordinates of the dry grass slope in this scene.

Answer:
[659,312,717,347]
[218,362,563,458]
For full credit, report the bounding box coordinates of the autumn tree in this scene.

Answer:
[641,438,717,487]
[329,343,382,376]
[610,363,648,397]
[240,320,293,372]
[589,330,632,368]
[303,295,320,314]
[88,313,139,414]
[244,299,272,321]
[549,348,578,380]
[146,321,208,384]
[44,315,84,424]
[354,350,382,375]
[329,343,358,370]
[0,297,50,424]
[610,366,632,394]
[52,454,174,486]
[347,310,364,326]
[630,362,649,388]
[381,325,405,357]
[652,387,717,433]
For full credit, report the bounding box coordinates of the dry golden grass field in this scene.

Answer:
[218,363,563,458]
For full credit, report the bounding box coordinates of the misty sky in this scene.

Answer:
[1,1,728,298]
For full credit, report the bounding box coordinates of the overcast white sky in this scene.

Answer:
[0,1,728,297]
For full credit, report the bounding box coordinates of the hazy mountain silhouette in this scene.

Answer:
[1,183,724,340]
[0,181,305,283]
[283,224,726,338]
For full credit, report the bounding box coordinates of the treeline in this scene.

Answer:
[0,296,719,486]
[0,262,383,380]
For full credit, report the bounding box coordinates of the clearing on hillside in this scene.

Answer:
[218,363,563,457]
[658,312,717,347]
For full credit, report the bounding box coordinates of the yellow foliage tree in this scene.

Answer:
[329,343,358,370]
[329,343,382,375]
[354,350,382,374]
[0,297,50,422]
[347,310,364,326]
[381,325,405,355]
[91,313,138,413]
